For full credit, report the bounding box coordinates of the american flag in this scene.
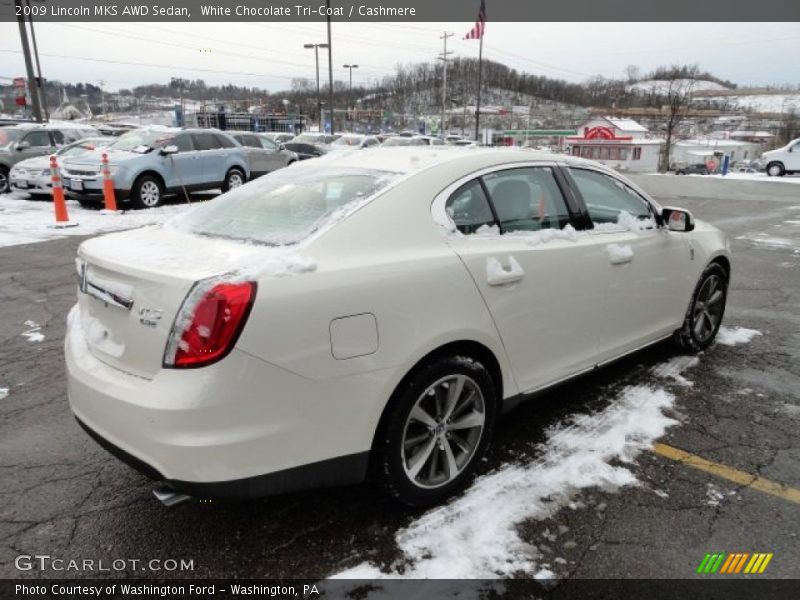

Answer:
[463,0,486,40]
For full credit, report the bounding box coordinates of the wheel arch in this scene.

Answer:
[369,339,505,455]
[709,254,731,282]
[133,169,165,189]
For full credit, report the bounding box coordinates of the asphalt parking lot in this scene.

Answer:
[0,176,798,582]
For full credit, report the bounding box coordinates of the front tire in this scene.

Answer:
[674,263,728,352]
[0,167,9,194]
[373,355,497,506]
[131,174,163,209]
[766,162,785,177]
[222,168,246,193]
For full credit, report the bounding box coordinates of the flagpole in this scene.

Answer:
[474,34,483,142]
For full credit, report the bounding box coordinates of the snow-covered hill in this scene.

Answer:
[626,79,730,94]
[698,93,800,114]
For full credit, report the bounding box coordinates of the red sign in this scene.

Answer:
[15,96,26,106]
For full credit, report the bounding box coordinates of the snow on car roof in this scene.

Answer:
[303,146,584,176]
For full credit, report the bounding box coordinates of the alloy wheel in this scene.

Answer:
[228,171,244,189]
[0,171,8,194]
[140,180,161,207]
[401,374,486,489]
[693,274,725,343]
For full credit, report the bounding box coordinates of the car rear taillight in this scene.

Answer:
[163,280,256,369]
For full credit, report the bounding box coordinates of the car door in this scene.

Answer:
[442,165,607,394]
[257,136,286,172]
[564,166,694,361]
[785,140,800,171]
[190,132,225,186]
[233,134,267,177]
[163,133,201,188]
[16,130,55,161]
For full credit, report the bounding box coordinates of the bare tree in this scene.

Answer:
[659,65,700,172]
[624,64,640,84]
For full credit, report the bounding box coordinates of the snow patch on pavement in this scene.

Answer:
[21,320,44,343]
[0,388,8,400]
[0,196,193,248]
[716,326,762,346]
[333,382,679,580]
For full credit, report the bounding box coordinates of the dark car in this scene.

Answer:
[283,141,330,160]
[675,163,710,175]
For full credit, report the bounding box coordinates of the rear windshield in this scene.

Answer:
[171,167,398,246]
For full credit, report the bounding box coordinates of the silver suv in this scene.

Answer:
[0,124,99,194]
[61,128,250,209]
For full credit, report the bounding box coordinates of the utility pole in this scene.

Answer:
[15,0,42,122]
[325,0,335,135]
[98,80,106,122]
[343,64,358,117]
[26,0,48,121]
[303,43,329,130]
[438,32,453,139]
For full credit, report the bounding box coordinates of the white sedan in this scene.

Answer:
[66,148,731,506]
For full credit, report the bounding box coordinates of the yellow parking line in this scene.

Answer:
[651,443,800,505]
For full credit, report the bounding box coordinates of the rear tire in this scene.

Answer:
[131,174,163,209]
[222,168,246,193]
[373,355,497,506]
[674,263,728,352]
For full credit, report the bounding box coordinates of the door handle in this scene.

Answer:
[487,256,525,286]
[607,243,634,265]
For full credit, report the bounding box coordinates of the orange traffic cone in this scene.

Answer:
[49,155,76,228]
[101,152,117,212]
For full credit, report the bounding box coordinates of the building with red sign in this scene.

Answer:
[566,117,663,173]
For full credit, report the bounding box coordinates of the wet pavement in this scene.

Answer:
[0,177,798,581]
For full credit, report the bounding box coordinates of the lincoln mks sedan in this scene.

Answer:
[66,148,731,506]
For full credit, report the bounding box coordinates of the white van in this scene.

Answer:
[761,138,800,177]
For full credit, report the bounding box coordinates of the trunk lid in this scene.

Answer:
[75,225,270,379]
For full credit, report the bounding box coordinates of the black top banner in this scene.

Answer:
[2,0,799,22]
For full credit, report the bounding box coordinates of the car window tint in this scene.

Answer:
[192,133,222,151]
[22,130,51,147]
[215,134,236,149]
[483,167,570,233]
[174,134,194,152]
[445,180,496,235]
[568,168,652,225]
[51,130,65,145]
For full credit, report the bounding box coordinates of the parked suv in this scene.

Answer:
[674,163,710,175]
[61,128,249,208]
[0,124,99,194]
[761,138,800,177]
[231,132,298,178]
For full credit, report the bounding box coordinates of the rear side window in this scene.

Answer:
[215,134,236,149]
[445,181,495,235]
[483,167,571,233]
[567,168,652,225]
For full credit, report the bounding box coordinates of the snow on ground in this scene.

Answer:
[20,320,44,343]
[701,173,800,185]
[0,388,8,400]
[331,358,705,583]
[716,326,762,346]
[0,196,195,248]
[701,93,800,114]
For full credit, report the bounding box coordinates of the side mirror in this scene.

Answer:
[278,143,286,151]
[161,145,179,155]
[16,141,30,151]
[662,207,695,232]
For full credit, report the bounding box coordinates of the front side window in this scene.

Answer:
[173,134,194,153]
[568,168,652,226]
[171,167,398,246]
[259,137,278,151]
[22,130,51,147]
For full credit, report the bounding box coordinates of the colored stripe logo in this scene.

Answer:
[696,552,773,574]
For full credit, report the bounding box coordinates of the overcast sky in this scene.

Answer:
[1,22,798,93]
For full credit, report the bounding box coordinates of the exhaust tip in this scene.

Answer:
[153,484,193,508]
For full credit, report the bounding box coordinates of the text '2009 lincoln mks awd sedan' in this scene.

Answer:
[66,148,731,506]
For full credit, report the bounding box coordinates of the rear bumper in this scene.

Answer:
[65,305,383,498]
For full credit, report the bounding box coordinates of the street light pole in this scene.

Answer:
[438,32,453,139]
[343,64,358,114]
[304,43,329,131]
[14,0,42,122]
[325,0,335,136]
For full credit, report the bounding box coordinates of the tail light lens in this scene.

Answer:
[164,280,256,369]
